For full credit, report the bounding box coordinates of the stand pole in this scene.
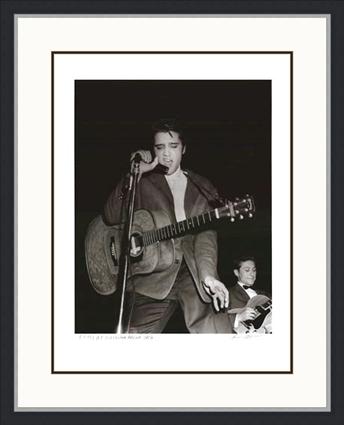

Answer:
[115,160,140,334]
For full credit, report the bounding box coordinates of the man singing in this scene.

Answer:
[104,119,233,333]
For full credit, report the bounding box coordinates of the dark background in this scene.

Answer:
[75,80,271,333]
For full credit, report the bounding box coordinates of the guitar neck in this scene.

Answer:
[142,208,223,246]
[140,195,254,247]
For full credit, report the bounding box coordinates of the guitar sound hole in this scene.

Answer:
[130,232,143,257]
[110,237,118,266]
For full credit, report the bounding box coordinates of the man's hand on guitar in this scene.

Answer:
[237,307,257,323]
[202,277,230,312]
[130,150,159,180]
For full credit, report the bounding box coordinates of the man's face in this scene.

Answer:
[234,260,257,287]
[153,131,185,175]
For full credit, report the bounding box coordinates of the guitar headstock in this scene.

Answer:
[218,195,255,221]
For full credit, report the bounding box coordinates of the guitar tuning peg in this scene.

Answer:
[230,217,235,222]
[248,213,253,218]
[239,215,244,220]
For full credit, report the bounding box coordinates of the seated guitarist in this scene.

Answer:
[104,118,233,333]
[228,256,272,333]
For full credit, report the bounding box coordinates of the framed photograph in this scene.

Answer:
[1,0,342,423]
[55,53,285,374]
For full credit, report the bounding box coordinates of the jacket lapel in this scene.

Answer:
[184,181,199,219]
[183,170,204,218]
[235,284,250,303]
[146,172,175,218]
[146,169,205,222]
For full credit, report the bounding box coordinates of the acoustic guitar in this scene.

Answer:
[85,196,255,295]
[228,294,272,334]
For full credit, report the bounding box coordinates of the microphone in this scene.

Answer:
[131,153,141,163]
[130,150,170,178]
[130,150,169,174]
[130,150,152,163]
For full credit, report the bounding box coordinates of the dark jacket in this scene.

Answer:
[104,169,219,302]
[228,283,271,329]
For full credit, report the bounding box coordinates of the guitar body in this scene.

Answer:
[85,195,255,296]
[85,210,175,295]
[233,295,272,334]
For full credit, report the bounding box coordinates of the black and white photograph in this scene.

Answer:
[76,79,272,335]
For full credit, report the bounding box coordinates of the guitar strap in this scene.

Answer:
[183,170,226,208]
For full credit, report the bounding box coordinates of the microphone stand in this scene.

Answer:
[115,158,140,334]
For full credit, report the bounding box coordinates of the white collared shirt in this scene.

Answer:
[237,281,258,299]
[164,167,187,222]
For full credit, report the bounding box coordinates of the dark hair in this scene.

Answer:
[151,118,186,146]
[233,256,256,271]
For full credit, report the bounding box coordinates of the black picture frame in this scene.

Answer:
[1,1,343,424]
